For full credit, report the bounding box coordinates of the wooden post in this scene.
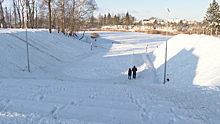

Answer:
[146,45,148,52]
[203,28,204,34]
[91,42,92,50]
[216,28,218,37]
[211,28,213,36]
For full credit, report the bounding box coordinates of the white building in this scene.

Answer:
[143,17,157,24]
[168,19,181,23]
[142,17,164,25]
[168,19,188,24]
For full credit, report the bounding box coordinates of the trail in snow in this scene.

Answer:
[0,29,220,124]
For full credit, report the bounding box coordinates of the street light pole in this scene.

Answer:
[164,8,170,84]
[26,3,30,72]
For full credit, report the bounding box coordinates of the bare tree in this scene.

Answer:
[26,0,34,28]
[13,0,17,28]
[19,0,25,28]
[5,7,9,27]
[0,0,6,28]
[35,0,37,28]
[16,0,22,28]
[39,0,51,32]
[52,0,55,28]
[47,0,51,33]
[60,0,65,33]
[31,0,35,28]
[1,0,98,31]
[71,0,97,32]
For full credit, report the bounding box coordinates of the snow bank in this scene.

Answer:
[150,34,220,86]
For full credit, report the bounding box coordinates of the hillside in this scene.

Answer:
[150,34,220,86]
[0,29,91,79]
[0,29,220,124]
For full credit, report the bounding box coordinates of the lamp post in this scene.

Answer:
[164,8,170,84]
[26,3,30,72]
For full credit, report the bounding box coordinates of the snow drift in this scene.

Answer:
[150,34,220,86]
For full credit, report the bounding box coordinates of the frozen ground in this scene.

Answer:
[0,29,220,124]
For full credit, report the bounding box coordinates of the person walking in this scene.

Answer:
[128,68,132,80]
[132,66,137,79]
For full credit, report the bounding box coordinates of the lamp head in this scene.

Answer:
[165,8,170,12]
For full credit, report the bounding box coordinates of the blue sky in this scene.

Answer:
[94,0,215,21]
[2,0,215,21]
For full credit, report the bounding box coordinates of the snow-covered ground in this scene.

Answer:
[0,29,220,124]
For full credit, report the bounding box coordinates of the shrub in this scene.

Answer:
[148,30,160,34]
[90,33,100,38]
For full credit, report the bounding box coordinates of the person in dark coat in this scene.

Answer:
[128,68,132,80]
[132,66,137,79]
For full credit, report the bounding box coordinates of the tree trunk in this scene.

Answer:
[35,1,37,28]
[27,0,33,28]
[31,0,34,28]
[16,0,21,28]
[20,0,24,28]
[13,0,17,28]
[9,4,11,28]
[61,0,65,34]
[56,16,59,33]
[48,0,51,33]
[71,0,75,32]
[0,0,6,28]
[26,0,29,28]
[52,3,54,28]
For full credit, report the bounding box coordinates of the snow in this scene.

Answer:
[151,34,220,86]
[0,29,220,124]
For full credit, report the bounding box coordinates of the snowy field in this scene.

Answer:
[0,29,220,124]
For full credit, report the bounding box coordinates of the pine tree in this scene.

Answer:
[203,0,220,29]
[125,11,130,25]
[113,14,119,25]
[107,13,111,25]
[103,14,106,25]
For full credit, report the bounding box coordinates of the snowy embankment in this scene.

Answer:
[150,34,220,86]
[0,29,220,124]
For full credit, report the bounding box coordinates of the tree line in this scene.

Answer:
[0,0,137,34]
[0,0,97,33]
[87,12,136,28]
[1,0,218,34]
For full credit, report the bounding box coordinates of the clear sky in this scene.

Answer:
[2,0,216,22]
[94,0,216,22]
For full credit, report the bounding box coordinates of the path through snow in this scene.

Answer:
[0,29,220,123]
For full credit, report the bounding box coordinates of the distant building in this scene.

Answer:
[167,19,188,24]
[143,17,157,24]
[142,17,164,25]
[168,19,181,23]
[188,21,199,25]
[182,19,187,24]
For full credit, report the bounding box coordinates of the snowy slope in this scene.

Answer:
[1,29,220,124]
[0,29,91,79]
[151,34,220,86]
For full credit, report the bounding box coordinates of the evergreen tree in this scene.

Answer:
[113,14,119,25]
[103,14,106,25]
[203,0,220,29]
[107,13,111,25]
[125,11,130,25]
